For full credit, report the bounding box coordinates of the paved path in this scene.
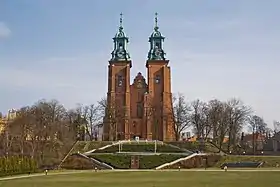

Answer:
[1,169,280,181]
[0,171,91,181]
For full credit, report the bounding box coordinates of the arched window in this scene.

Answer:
[117,75,123,86]
[137,103,143,118]
[155,75,160,84]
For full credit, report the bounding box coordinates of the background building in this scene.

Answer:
[103,14,175,141]
[0,109,17,134]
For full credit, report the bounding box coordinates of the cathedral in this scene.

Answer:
[103,13,175,141]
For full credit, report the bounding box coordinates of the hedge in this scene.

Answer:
[0,156,38,177]
[60,154,98,170]
[90,154,186,169]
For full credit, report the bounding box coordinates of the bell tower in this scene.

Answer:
[146,13,175,141]
[103,13,131,141]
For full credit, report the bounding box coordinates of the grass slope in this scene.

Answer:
[70,141,195,154]
[1,171,280,187]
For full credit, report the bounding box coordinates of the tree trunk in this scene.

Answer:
[252,131,255,155]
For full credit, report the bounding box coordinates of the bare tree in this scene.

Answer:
[226,98,251,152]
[97,97,107,117]
[206,99,224,146]
[100,96,126,141]
[273,120,280,134]
[6,100,75,165]
[66,109,85,140]
[264,127,273,139]
[172,93,191,141]
[190,99,211,151]
[211,101,230,151]
[190,99,209,140]
[75,104,102,141]
[249,115,267,154]
[7,107,30,157]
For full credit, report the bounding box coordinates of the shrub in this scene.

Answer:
[0,156,38,177]
[60,154,97,170]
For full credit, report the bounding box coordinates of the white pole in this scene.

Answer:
[154,140,157,153]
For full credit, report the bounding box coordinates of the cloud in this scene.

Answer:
[0,22,11,39]
[0,54,108,106]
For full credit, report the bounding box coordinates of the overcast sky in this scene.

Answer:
[0,0,279,127]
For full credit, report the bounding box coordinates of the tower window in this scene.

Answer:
[118,75,123,86]
[137,103,143,118]
[155,75,160,84]
[138,92,142,102]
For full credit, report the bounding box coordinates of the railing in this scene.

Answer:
[57,140,79,169]
[77,153,114,170]
[155,153,207,170]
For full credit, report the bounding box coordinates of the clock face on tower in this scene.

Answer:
[117,51,124,58]
[116,44,125,58]
[155,50,161,57]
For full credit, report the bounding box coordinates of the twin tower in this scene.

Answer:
[103,13,175,141]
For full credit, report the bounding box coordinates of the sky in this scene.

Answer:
[0,0,279,127]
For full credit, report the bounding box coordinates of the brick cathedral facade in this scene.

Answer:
[103,14,175,141]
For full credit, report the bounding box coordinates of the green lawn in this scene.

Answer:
[1,170,280,187]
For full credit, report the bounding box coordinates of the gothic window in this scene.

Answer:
[138,92,142,102]
[155,75,160,84]
[137,103,143,118]
[117,75,123,86]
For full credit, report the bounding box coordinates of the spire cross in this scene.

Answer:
[155,12,158,27]
[155,12,158,28]
[120,12,123,28]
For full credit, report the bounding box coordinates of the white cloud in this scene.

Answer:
[0,22,11,39]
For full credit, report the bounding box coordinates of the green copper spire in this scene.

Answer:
[147,13,166,61]
[110,13,130,61]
